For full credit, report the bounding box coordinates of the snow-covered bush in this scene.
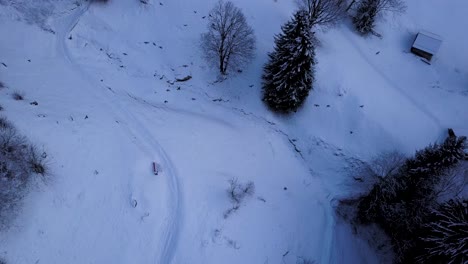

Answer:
[0,116,49,229]
[416,199,468,264]
[0,81,5,89]
[262,10,316,112]
[401,132,467,204]
[201,0,256,75]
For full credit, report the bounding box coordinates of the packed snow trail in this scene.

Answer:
[340,30,443,129]
[54,3,181,263]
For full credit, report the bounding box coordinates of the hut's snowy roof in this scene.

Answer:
[412,31,443,55]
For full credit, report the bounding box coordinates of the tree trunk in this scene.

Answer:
[219,55,225,74]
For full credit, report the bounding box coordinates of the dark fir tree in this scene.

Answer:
[357,130,467,262]
[262,10,316,112]
[416,199,468,264]
[353,0,378,35]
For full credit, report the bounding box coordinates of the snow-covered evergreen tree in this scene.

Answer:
[403,133,467,202]
[353,0,378,35]
[407,134,467,176]
[357,131,467,263]
[416,199,468,264]
[262,10,316,112]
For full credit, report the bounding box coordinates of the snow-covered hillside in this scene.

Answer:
[0,0,467,263]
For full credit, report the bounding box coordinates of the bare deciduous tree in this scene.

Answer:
[370,151,406,178]
[434,161,468,203]
[201,1,255,75]
[353,0,406,35]
[296,0,346,28]
[373,0,406,13]
[346,0,405,12]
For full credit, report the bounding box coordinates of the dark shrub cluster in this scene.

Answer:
[0,116,48,229]
[11,91,24,101]
[354,129,467,262]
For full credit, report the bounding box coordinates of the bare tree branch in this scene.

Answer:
[353,0,406,34]
[375,0,406,13]
[296,0,346,28]
[346,0,406,13]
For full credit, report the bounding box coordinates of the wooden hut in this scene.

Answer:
[411,31,442,61]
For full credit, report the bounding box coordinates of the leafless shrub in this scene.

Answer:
[369,151,406,178]
[225,237,240,249]
[434,161,467,203]
[296,0,346,28]
[0,129,25,158]
[346,0,405,13]
[346,151,406,196]
[352,0,406,35]
[27,145,48,176]
[224,178,255,218]
[223,204,240,219]
[0,116,49,230]
[201,0,256,75]
[297,257,316,264]
[374,0,406,13]
[0,116,13,130]
[227,178,255,204]
[12,91,24,101]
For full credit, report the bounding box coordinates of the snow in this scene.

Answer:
[0,0,467,263]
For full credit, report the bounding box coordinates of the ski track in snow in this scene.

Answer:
[341,30,443,129]
[53,3,340,263]
[125,79,340,263]
[54,3,181,263]
[125,92,237,130]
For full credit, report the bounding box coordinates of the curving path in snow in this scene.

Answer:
[54,3,181,263]
[44,2,336,263]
